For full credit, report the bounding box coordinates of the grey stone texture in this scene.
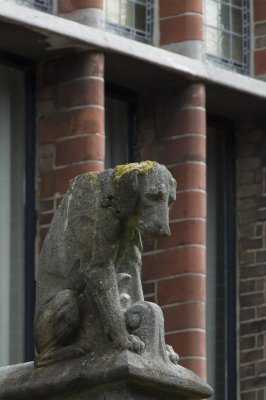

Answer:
[0,161,213,399]
[0,349,213,399]
[161,40,204,61]
[34,161,178,367]
[62,9,104,29]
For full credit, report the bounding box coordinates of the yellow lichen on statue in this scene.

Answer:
[113,161,154,181]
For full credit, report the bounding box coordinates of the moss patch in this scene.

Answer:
[113,161,154,181]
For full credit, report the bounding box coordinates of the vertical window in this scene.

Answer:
[205,0,250,74]
[105,86,136,168]
[105,0,154,43]
[0,62,35,366]
[0,65,26,366]
[206,120,236,400]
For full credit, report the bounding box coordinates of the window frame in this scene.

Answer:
[206,114,237,400]
[105,83,137,165]
[0,51,36,362]
[105,0,155,44]
[205,0,251,75]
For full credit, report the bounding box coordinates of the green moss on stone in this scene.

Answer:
[113,161,154,181]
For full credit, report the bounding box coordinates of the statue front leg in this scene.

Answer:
[125,301,179,366]
[85,264,145,355]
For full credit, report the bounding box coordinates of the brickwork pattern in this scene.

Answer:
[139,83,207,379]
[58,0,103,28]
[159,0,204,59]
[237,120,266,400]
[58,0,103,13]
[37,52,105,250]
[253,0,266,79]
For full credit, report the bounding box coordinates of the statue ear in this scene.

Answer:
[114,170,139,217]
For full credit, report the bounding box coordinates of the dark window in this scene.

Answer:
[206,118,236,400]
[105,85,137,168]
[0,58,36,366]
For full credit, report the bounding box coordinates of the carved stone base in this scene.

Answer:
[0,349,212,400]
[0,301,213,399]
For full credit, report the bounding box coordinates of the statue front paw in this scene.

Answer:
[166,344,179,365]
[118,334,145,355]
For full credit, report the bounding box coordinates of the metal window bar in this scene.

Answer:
[205,0,250,75]
[105,0,154,44]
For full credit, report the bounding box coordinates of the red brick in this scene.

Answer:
[160,0,203,17]
[254,50,266,75]
[155,109,206,139]
[240,349,264,364]
[157,219,205,249]
[157,275,205,305]
[170,163,206,191]
[253,0,266,21]
[39,227,49,251]
[240,293,264,307]
[58,0,103,13]
[40,162,103,198]
[166,331,206,357]
[56,79,104,109]
[170,191,206,219]
[39,212,53,226]
[154,86,205,113]
[141,136,205,166]
[39,199,54,213]
[56,135,104,166]
[163,303,205,332]
[160,14,203,45]
[40,108,104,144]
[142,246,205,281]
[180,358,206,380]
[40,53,104,85]
[183,83,205,107]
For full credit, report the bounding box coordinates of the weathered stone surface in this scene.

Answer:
[0,161,213,399]
[0,348,213,399]
[34,161,178,367]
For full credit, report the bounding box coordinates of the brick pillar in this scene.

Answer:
[159,0,204,60]
[140,83,207,379]
[37,52,104,249]
[57,0,104,28]
[253,0,266,80]
[237,119,266,400]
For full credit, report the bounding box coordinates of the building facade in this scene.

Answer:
[0,1,266,399]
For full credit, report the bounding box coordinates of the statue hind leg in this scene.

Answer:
[34,289,90,367]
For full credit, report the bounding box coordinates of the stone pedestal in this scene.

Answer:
[0,349,212,400]
[0,301,213,399]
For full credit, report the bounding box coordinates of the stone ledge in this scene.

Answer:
[0,350,213,400]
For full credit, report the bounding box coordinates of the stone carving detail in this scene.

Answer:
[34,161,178,368]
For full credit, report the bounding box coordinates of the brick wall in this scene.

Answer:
[253,0,266,79]
[37,52,105,249]
[159,0,204,59]
[139,83,207,379]
[237,119,266,400]
[57,0,104,28]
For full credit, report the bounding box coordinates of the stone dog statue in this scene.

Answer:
[34,161,178,367]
